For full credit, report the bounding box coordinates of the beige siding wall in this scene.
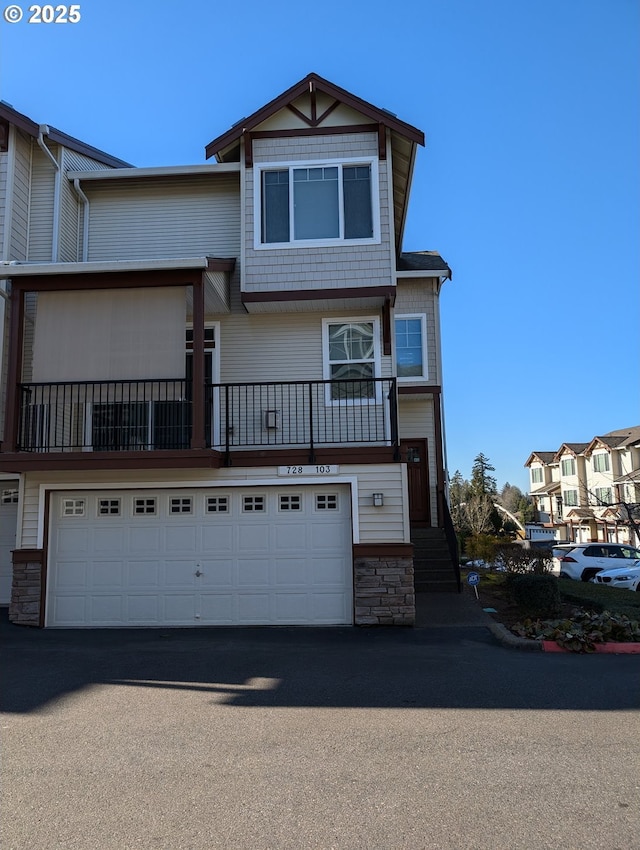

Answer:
[10,130,31,260]
[244,133,393,293]
[20,463,406,548]
[394,279,439,384]
[216,308,393,382]
[27,145,57,262]
[0,150,6,253]
[85,175,241,261]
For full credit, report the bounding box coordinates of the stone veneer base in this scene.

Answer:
[353,552,415,626]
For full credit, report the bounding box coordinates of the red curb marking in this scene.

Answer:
[542,641,640,654]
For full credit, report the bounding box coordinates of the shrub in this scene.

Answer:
[495,543,552,575]
[507,573,561,618]
[465,533,498,566]
[512,610,640,653]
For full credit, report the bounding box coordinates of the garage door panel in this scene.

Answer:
[126,561,161,589]
[54,561,89,590]
[163,594,196,623]
[199,560,233,587]
[313,593,349,622]
[51,595,87,625]
[0,491,18,604]
[92,560,124,589]
[237,593,271,623]
[165,525,198,553]
[93,528,125,554]
[91,595,124,624]
[311,557,349,586]
[274,523,308,552]
[199,593,236,623]
[162,560,197,588]
[237,524,270,552]
[275,558,309,585]
[201,524,233,554]
[57,527,91,556]
[127,594,161,623]
[128,526,162,553]
[48,486,352,627]
[237,558,270,586]
[274,593,309,622]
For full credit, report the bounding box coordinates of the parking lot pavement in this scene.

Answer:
[2,611,639,850]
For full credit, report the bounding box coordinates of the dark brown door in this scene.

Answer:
[400,439,431,525]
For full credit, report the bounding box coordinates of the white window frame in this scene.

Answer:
[254,156,380,249]
[561,457,576,477]
[531,467,543,484]
[394,313,428,382]
[322,316,382,406]
[592,452,610,473]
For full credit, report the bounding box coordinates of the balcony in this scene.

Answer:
[15,378,398,461]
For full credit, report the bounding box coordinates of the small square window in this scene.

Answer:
[1,489,19,504]
[243,496,265,513]
[63,499,85,517]
[206,496,229,513]
[170,497,192,514]
[279,494,302,511]
[316,494,338,511]
[98,499,120,516]
[134,498,157,516]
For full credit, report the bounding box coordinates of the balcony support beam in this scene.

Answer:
[190,278,206,450]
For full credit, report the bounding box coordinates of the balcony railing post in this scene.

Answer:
[308,382,315,463]
[224,384,232,466]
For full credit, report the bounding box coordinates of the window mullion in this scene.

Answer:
[337,164,345,239]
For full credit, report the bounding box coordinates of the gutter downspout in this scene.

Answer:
[37,125,60,262]
[72,179,89,261]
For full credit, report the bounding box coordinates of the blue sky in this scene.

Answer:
[1,0,638,492]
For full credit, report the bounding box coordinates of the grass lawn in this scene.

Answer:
[463,569,640,629]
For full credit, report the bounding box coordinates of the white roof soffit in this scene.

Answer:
[67,163,241,181]
[0,257,214,278]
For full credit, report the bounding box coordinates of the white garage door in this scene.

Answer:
[47,486,352,627]
[0,483,19,604]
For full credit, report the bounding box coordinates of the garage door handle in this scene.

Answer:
[195,570,203,577]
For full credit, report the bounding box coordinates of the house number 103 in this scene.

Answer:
[278,465,338,476]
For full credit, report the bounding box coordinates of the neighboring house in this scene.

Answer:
[525,426,640,545]
[0,74,456,628]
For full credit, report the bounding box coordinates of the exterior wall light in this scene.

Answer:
[372,493,384,507]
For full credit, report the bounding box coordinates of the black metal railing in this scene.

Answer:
[17,378,398,454]
[18,380,190,452]
[442,496,462,593]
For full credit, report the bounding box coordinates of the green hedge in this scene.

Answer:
[507,574,561,618]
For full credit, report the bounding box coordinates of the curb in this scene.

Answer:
[486,620,542,651]
[542,640,640,654]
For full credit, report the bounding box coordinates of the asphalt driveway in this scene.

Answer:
[1,611,639,850]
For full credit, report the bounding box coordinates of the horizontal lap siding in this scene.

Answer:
[394,280,438,383]
[86,176,241,261]
[10,131,31,260]
[244,134,392,292]
[28,146,57,262]
[217,309,393,385]
[20,463,406,548]
[0,152,6,252]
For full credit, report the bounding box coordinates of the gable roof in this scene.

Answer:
[0,101,131,169]
[204,73,424,161]
[553,443,589,462]
[524,451,557,467]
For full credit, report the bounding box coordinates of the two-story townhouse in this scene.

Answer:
[0,74,457,629]
[525,426,640,545]
[525,451,561,529]
[0,102,130,605]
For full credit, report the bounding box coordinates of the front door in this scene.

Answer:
[400,439,431,525]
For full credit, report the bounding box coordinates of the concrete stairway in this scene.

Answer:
[412,527,460,592]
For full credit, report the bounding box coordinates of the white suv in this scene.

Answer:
[556,543,640,582]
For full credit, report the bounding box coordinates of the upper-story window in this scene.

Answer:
[395,315,427,381]
[322,317,381,403]
[531,467,543,484]
[561,457,576,476]
[256,158,379,248]
[592,452,610,472]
